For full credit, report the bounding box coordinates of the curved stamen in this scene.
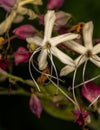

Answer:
[72,55,86,108]
[31,53,64,82]
[29,47,41,92]
[89,95,100,108]
[74,74,100,89]
[48,77,76,105]
[48,51,59,94]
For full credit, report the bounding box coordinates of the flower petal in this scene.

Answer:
[63,40,86,54]
[0,11,17,35]
[38,49,48,70]
[50,33,80,46]
[44,10,56,40]
[90,55,100,67]
[51,47,75,66]
[83,21,93,49]
[60,65,75,76]
[93,43,100,54]
[26,36,43,46]
[60,55,87,76]
[17,6,37,20]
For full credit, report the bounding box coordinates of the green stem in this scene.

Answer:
[0,87,30,96]
[0,68,35,88]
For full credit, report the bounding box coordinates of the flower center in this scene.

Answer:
[43,42,51,49]
[86,50,92,58]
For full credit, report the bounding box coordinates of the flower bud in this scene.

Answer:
[29,94,42,118]
[0,0,16,12]
[14,47,31,64]
[13,24,37,40]
[47,0,64,9]
[55,11,71,30]
[82,82,100,103]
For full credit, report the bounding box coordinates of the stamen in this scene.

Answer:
[89,95,100,108]
[74,74,100,89]
[48,77,76,105]
[82,60,89,93]
[72,55,86,108]
[72,66,80,108]
[29,47,41,92]
[31,58,64,82]
[48,52,59,94]
[30,52,64,83]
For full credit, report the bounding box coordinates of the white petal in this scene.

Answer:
[0,11,16,35]
[63,40,86,54]
[93,43,100,54]
[90,55,100,67]
[60,55,87,76]
[44,10,56,40]
[26,36,42,46]
[51,47,75,66]
[50,33,80,46]
[38,49,48,70]
[83,21,93,49]
[60,65,75,76]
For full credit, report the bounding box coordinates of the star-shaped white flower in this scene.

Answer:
[0,0,42,34]
[60,21,100,76]
[26,10,79,70]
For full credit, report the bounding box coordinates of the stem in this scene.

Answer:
[0,68,35,88]
[0,87,30,96]
[0,35,17,46]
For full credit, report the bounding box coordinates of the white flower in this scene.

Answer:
[26,10,79,70]
[60,21,100,76]
[0,0,40,35]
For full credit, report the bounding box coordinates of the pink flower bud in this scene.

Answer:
[38,11,71,31]
[13,24,37,40]
[47,0,64,9]
[14,47,31,64]
[82,82,100,103]
[29,94,42,118]
[73,107,89,126]
[55,11,71,30]
[0,0,16,12]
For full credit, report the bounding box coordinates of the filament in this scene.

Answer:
[72,55,85,108]
[29,47,41,92]
[48,77,76,105]
[74,74,100,89]
[48,51,59,94]
[89,95,100,108]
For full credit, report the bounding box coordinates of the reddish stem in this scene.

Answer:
[0,35,17,46]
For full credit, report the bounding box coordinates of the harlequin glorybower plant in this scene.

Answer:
[0,0,100,130]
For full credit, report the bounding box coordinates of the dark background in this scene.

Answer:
[0,0,100,129]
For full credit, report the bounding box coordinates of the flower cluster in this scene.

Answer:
[0,0,100,130]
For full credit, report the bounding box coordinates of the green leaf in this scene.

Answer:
[38,83,74,121]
